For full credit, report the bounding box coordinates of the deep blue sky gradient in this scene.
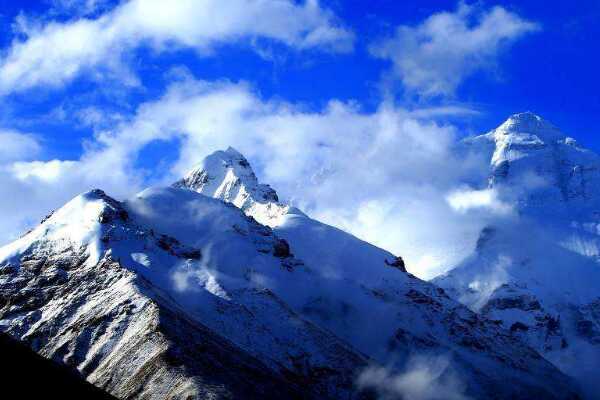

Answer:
[0,0,598,162]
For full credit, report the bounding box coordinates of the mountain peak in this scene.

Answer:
[174,148,302,226]
[494,111,563,141]
[176,148,278,201]
[460,112,600,217]
[224,145,243,156]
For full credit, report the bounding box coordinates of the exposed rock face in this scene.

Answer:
[385,256,407,272]
[273,238,292,258]
[0,255,308,399]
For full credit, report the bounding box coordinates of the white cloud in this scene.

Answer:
[0,78,509,279]
[370,2,540,97]
[357,355,470,400]
[11,159,77,182]
[446,187,513,215]
[0,136,144,244]
[0,0,354,94]
[462,254,510,311]
[43,77,502,279]
[0,129,41,162]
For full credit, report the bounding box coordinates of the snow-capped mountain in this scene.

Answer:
[170,146,579,398]
[468,111,600,218]
[0,137,585,399]
[0,188,370,399]
[0,145,582,399]
[435,112,600,398]
[173,147,303,227]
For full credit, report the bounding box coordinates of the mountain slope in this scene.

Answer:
[0,139,585,399]
[434,112,600,398]
[0,189,369,399]
[173,146,580,399]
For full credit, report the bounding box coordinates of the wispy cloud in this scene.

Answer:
[357,355,471,400]
[47,0,112,17]
[446,187,514,215]
[0,129,41,162]
[0,0,354,94]
[370,2,540,97]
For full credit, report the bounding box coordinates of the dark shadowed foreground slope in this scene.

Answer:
[0,332,115,399]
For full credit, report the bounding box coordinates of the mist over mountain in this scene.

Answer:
[436,112,600,398]
[3,113,599,398]
[0,1,599,399]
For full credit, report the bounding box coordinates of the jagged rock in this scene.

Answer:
[510,322,529,332]
[173,147,300,226]
[384,256,406,272]
[483,295,542,312]
[273,238,291,258]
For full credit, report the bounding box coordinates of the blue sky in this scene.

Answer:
[0,0,598,277]
[1,0,599,156]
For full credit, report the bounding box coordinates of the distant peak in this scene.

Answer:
[503,111,550,127]
[83,189,110,201]
[494,112,562,140]
[81,188,122,208]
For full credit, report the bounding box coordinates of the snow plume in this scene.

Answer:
[462,255,510,311]
[170,245,230,300]
[357,355,470,400]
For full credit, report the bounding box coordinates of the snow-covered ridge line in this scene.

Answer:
[170,144,580,398]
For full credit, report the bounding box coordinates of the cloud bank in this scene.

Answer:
[0,2,539,279]
[0,77,506,278]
